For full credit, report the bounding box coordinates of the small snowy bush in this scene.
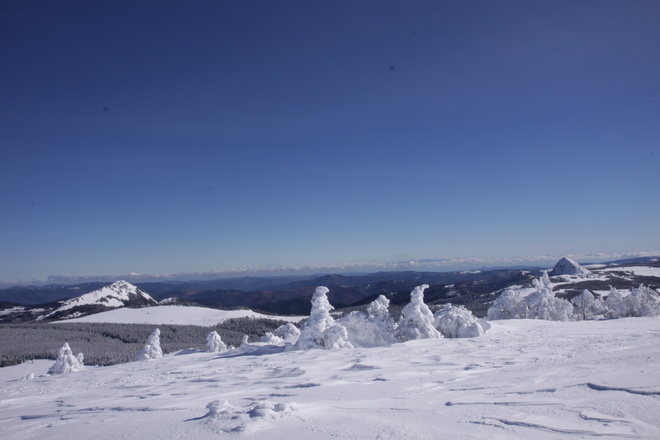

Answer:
[135,328,163,361]
[48,342,84,374]
[272,323,300,339]
[294,286,353,350]
[206,331,227,353]
[339,295,397,347]
[396,285,442,341]
[260,332,282,344]
[433,303,485,338]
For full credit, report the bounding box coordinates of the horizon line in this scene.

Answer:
[2,251,658,287]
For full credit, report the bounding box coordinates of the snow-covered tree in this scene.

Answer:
[48,342,84,374]
[240,335,250,346]
[339,295,397,347]
[206,331,227,353]
[434,303,485,338]
[487,288,528,320]
[625,285,660,317]
[525,271,573,321]
[396,285,442,341]
[294,286,353,350]
[604,287,628,318]
[571,290,606,320]
[135,328,163,361]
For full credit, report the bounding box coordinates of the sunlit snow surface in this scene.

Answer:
[2,317,659,439]
[58,305,305,325]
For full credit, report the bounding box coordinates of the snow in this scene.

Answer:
[58,305,306,325]
[43,280,156,318]
[1,316,659,439]
[601,266,660,277]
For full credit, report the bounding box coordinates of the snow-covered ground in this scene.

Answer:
[58,305,305,326]
[2,317,659,439]
[601,266,660,278]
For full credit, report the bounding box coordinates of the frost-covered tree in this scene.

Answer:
[48,342,84,374]
[396,285,442,341]
[625,285,660,317]
[206,331,227,353]
[525,271,573,321]
[487,288,528,320]
[434,303,485,338]
[294,286,353,350]
[339,295,397,347]
[571,290,606,320]
[604,287,628,318]
[135,328,163,361]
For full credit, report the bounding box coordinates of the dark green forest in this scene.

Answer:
[0,317,289,367]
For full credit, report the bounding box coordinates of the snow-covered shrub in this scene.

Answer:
[48,342,84,374]
[206,331,227,353]
[571,290,606,320]
[272,322,300,339]
[338,295,397,347]
[525,272,573,321]
[135,328,163,361]
[322,324,353,349]
[396,285,442,341]
[487,288,528,320]
[625,285,660,317]
[488,272,572,321]
[294,286,353,350]
[433,303,485,338]
[260,332,282,344]
[604,287,628,318]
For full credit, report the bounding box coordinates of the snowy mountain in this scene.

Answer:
[550,256,592,277]
[40,280,157,321]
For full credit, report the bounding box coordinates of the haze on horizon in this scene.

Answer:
[1,1,659,283]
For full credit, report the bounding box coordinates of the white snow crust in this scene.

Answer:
[58,305,305,325]
[601,266,660,277]
[2,317,659,439]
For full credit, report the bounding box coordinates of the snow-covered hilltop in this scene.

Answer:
[550,256,592,277]
[41,280,157,320]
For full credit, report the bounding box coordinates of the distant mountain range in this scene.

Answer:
[1,256,658,323]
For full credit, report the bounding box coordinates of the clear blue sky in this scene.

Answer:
[1,1,659,283]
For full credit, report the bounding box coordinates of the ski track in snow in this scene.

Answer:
[1,317,659,439]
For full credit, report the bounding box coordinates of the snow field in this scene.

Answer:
[59,305,306,326]
[1,317,659,439]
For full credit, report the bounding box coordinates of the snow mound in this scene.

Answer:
[550,257,592,277]
[202,400,295,432]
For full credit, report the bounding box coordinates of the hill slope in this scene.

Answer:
[1,317,659,439]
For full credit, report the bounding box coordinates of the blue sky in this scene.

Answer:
[1,1,659,283]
